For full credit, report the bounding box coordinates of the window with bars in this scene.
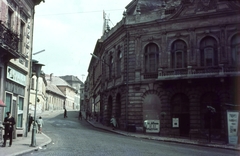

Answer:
[144,43,159,73]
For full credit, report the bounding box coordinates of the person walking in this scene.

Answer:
[64,108,68,118]
[2,112,15,147]
[78,111,82,120]
[110,116,117,130]
[37,116,44,134]
[28,113,34,132]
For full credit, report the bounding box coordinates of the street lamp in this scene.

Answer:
[30,62,44,147]
[25,49,45,137]
[90,53,110,66]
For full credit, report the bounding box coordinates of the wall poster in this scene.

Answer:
[227,111,239,145]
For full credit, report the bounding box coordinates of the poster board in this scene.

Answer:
[144,120,160,133]
[172,118,179,128]
[227,111,239,145]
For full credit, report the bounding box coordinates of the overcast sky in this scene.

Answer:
[33,0,131,82]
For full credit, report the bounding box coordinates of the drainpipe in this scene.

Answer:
[125,29,129,130]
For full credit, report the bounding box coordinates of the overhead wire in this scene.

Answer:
[36,9,124,16]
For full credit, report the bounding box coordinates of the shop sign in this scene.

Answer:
[7,66,26,86]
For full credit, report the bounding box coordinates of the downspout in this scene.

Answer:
[125,29,129,130]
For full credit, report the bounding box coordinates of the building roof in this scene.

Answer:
[60,75,82,83]
[46,82,65,97]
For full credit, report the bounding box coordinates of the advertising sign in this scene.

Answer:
[227,111,239,145]
[144,120,160,133]
[172,118,179,128]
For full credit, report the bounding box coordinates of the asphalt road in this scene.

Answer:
[19,111,239,156]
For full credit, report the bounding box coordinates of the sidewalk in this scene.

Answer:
[86,119,240,151]
[0,131,52,156]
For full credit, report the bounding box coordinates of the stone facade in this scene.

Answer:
[88,0,240,141]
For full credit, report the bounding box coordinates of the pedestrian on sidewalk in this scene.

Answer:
[110,116,117,130]
[64,108,68,118]
[2,112,15,147]
[37,116,44,134]
[78,111,82,120]
[28,113,34,132]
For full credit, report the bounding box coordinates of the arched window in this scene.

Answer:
[144,43,159,73]
[109,55,113,78]
[231,34,240,66]
[200,37,218,67]
[117,50,122,77]
[171,40,187,68]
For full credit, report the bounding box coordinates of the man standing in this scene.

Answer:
[2,112,16,147]
[110,116,117,130]
[28,113,34,132]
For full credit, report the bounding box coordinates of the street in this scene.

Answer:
[20,111,239,156]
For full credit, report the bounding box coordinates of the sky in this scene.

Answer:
[32,0,131,82]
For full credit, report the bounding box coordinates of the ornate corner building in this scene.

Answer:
[88,0,240,140]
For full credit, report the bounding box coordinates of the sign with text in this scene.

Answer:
[7,66,26,86]
[227,111,239,145]
[144,120,160,133]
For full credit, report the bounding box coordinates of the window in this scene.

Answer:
[5,93,12,117]
[200,37,218,67]
[171,40,187,68]
[117,50,122,77]
[19,21,25,54]
[109,55,113,78]
[231,34,240,66]
[31,78,35,90]
[8,9,13,28]
[17,97,24,128]
[144,43,159,73]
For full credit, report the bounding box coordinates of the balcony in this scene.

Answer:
[0,20,20,59]
[157,65,240,80]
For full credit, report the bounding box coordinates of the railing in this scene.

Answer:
[0,21,19,53]
[157,65,240,79]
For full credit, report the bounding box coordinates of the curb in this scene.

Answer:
[87,120,240,151]
[14,133,52,156]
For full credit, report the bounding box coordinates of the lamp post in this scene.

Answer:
[30,62,44,147]
[25,49,45,137]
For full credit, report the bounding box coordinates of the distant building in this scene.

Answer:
[45,74,77,110]
[60,75,83,110]
[87,0,240,141]
[29,72,47,115]
[45,76,65,111]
